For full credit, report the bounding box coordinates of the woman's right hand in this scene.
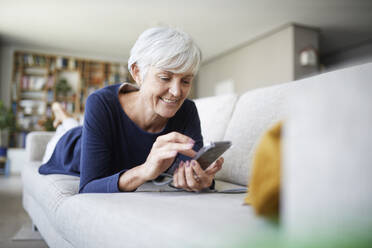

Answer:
[141,132,197,180]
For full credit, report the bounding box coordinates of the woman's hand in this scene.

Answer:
[141,132,197,181]
[173,157,224,192]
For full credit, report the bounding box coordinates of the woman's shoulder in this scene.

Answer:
[180,98,197,112]
[85,84,122,109]
[89,84,120,100]
[84,84,123,120]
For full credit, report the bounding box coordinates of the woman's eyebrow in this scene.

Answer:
[158,70,194,78]
[158,70,172,75]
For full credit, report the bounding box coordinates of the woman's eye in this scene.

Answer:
[160,77,170,81]
[182,80,191,84]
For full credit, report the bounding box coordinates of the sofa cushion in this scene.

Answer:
[194,94,238,142]
[219,82,301,185]
[282,62,372,240]
[23,159,277,247]
[21,161,79,225]
[26,132,55,162]
[55,182,276,248]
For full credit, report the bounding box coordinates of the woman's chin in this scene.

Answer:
[156,108,178,119]
[159,111,176,119]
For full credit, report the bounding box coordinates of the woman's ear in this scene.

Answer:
[130,64,141,85]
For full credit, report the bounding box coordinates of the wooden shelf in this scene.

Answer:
[9,51,130,148]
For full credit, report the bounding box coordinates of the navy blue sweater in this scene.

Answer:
[39,84,203,193]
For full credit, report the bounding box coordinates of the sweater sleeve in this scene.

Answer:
[79,93,122,193]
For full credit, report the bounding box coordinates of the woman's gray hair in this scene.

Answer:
[128,27,202,81]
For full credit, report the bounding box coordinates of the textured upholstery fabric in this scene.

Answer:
[23,193,74,248]
[26,132,55,162]
[219,82,301,186]
[23,127,270,247]
[194,94,238,142]
[56,185,274,248]
[282,62,372,239]
[22,63,372,247]
[22,161,79,224]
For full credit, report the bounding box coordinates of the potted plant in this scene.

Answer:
[55,78,72,97]
[0,100,15,171]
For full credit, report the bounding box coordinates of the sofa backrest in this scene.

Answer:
[214,82,303,186]
[282,62,372,238]
[194,94,238,143]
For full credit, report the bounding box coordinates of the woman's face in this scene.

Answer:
[136,66,194,119]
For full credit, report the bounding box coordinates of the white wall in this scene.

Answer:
[0,46,13,107]
[197,25,294,98]
[321,41,372,72]
[196,24,320,98]
[7,148,27,174]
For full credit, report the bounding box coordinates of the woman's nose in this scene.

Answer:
[169,81,181,97]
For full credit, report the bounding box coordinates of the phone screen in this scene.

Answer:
[193,141,232,170]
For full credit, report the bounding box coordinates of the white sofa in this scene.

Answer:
[22,63,372,247]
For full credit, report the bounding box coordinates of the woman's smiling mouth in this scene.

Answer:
[160,97,179,104]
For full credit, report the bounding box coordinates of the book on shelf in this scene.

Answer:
[20,91,46,100]
[19,100,46,115]
[47,90,54,103]
[25,67,48,75]
[21,76,46,91]
[45,75,55,89]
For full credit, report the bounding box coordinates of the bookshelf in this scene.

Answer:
[10,51,130,147]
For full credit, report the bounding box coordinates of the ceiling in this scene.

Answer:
[1,0,372,62]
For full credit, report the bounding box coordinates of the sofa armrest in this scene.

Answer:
[26,131,55,162]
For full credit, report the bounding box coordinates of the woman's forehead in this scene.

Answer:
[153,67,194,77]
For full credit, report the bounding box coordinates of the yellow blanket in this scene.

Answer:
[245,122,282,217]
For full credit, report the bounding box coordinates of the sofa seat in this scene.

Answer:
[23,156,276,247]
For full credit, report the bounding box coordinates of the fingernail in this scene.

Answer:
[186,161,190,167]
[189,139,195,144]
[191,160,196,166]
[186,143,194,148]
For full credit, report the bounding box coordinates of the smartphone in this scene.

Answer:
[193,141,232,170]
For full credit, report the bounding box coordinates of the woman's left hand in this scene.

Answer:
[173,157,224,192]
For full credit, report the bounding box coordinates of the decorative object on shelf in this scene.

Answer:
[0,100,15,147]
[55,78,72,97]
[38,117,56,132]
[299,46,318,67]
[0,100,15,175]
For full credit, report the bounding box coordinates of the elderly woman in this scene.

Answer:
[39,27,224,193]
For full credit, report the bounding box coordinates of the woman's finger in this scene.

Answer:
[205,157,224,175]
[190,160,207,178]
[156,132,195,145]
[191,160,213,189]
[185,161,200,191]
[160,143,196,158]
[177,161,190,191]
[173,166,179,188]
[157,150,178,161]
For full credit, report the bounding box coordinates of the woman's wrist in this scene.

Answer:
[138,163,153,181]
[118,164,149,192]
